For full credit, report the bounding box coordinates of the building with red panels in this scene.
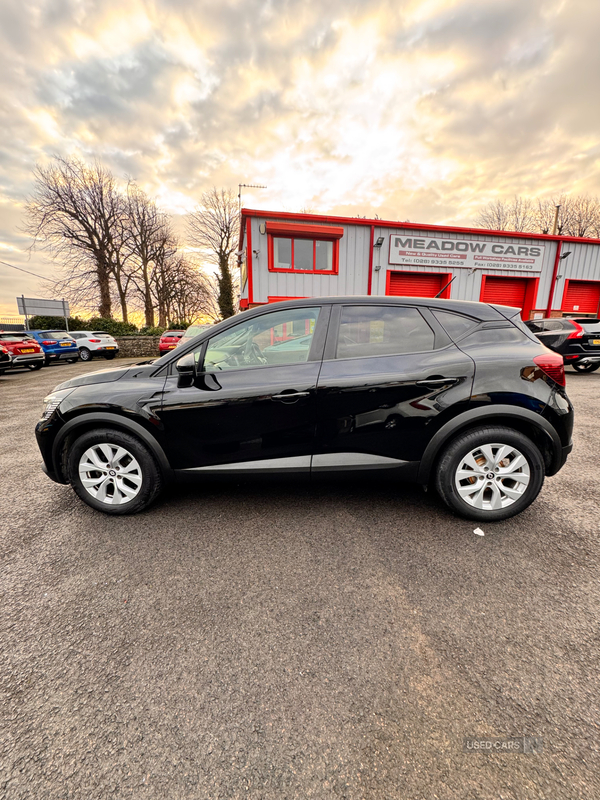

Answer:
[239,209,600,319]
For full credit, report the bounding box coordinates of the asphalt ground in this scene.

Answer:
[1,358,599,800]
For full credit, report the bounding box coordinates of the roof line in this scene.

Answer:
[241,208,600,245]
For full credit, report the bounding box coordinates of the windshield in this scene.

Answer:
[581,321,600,332]
[182,325,212,340]
[0,333,29,341]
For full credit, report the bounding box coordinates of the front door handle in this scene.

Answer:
[272,390,310,403]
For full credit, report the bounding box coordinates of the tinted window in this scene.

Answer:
[525,320,543,333]
[202,307,321,370]
[41,331,73,340]
[543,320,566,331]
[432,310,478,340]
[461,327,526,345]
[336,306,434,359]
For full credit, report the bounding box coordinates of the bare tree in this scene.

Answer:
[477,193,600,238]
[475,197,534,232]
[25,156,132,318]
[186,188,239,319]
[125,184,178,327]
[150,255,219,326]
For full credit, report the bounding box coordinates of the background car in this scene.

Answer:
[0,332,45,372]
[176,323,213,348]
[28,330,79,365]
[69,331,119,361]
[159,330,185,354]
[525,317,600,372]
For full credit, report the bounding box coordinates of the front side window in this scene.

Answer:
[270,236,336,273]
[336,306,435,359]
[202,307,321,370]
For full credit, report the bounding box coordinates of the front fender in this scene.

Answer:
[51,412,174,483]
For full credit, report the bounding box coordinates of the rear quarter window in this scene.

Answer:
[432,310,479,340]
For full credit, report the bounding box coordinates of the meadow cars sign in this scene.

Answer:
[389,235,545,272]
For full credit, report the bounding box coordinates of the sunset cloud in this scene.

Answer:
[0,0,598,314]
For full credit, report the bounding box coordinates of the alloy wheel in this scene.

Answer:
[454,443,531,511]
[78,443,143,505]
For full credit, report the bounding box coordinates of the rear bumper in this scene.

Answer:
[45,350,79,360]
[6,352,44,367]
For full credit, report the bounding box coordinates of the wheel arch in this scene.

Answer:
[52,413,174,483]
[418,405,562,484]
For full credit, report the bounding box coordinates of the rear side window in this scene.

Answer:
[336,306,434,359]
[432,310,478,340]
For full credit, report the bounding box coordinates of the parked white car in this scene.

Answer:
[69,331,119,362]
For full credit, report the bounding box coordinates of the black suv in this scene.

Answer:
[525,317,600,372]
[36,297,573,521]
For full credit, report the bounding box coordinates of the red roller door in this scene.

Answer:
[386,271,451,298]
[561,280,600,315]
[480,275,538,319]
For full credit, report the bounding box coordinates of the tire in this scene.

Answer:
[27,362,43,371]
[65,428,163,515]
[66,357,79,363]
[79,347,92,362]
[435,426,545,522]
[104,352,116,360]
[572,362,600,373]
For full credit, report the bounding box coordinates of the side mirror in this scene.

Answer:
[176,353,196,387]
[176,353,196,374]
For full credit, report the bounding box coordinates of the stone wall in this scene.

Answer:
[114,335,162,358]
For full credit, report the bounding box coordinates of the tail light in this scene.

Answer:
[567,321,584,339]
[89,338,101,343]
[42,340,57,345]
[533,353,566,387]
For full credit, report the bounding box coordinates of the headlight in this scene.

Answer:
[41,389,74,420]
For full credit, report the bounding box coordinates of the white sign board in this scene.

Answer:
[16,297,70,317]
[389,234,545,273]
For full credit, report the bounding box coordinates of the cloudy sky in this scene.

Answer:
[1,0,599,315]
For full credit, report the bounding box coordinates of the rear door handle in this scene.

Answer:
[416,377,458,387]
[272,390,310,403]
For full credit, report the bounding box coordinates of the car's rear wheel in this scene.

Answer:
[66,357,79,363]
[27,362,43,370]
[79,347,92,362]
[435,426,545,521]
[66,428,162,515]
[572,361,600,373]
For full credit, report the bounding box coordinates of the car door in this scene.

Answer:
[156,305,330,473]
[313,303,475,472]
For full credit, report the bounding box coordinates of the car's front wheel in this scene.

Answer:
[79,347,92,362]
[572,361,600,373]
[435,426,545,521]
[66,428,162,514]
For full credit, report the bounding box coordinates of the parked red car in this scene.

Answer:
[158,330,185,354]
[0,332,45,372]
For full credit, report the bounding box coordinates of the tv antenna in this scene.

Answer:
[238,183,267,214]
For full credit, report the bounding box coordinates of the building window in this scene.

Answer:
[269,236,338,274]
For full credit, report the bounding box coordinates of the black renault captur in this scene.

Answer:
[36,297,574,521]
